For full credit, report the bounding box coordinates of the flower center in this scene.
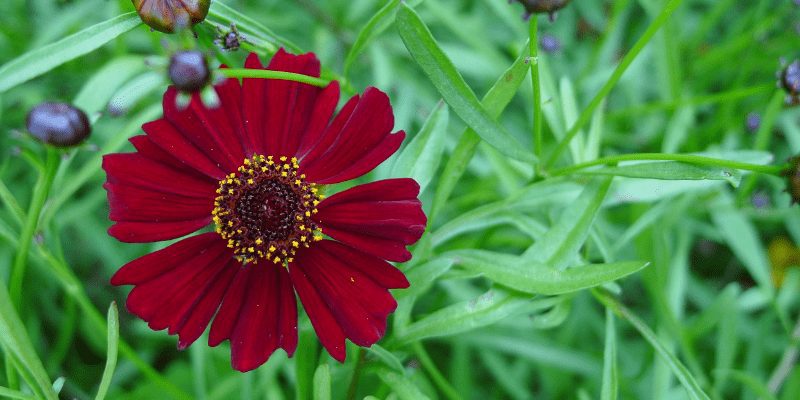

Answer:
[212,155,323,264]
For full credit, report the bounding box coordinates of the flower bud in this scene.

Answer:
[513,0,572,21]
[168,50,210,92]
[784,155,800,204]
[26,102,91,147]
[215,23,242,52]
[779,59,800,106]
[132,0,210,33]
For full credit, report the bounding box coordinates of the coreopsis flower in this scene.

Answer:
[26,102,91,147]
[104,49,426,371]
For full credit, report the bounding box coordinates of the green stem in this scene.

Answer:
[346,349,365,400]
[736,90,786,202]
[529,15,542,165]
[549,153,786,177]
[219,68,330,87]
[9,148,59,308]
[413,342,462,400]
[543,0,686,169]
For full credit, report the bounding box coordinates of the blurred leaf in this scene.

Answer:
[714,370,777,400]
[522,177,613,269]
[368,345,405,374]
[344,0,401,76]
[0,13,141,93]
[73,56,146,114]
[449,249,649,295]
[207,2,300,53]
[390,101,449,192]
[0,386,35,400]
[596,290,711,400]
[376,367,431,400]
[397,290,560,342]
[429,41,531,221]
[559,77,586,163]
[396,4,534,163]
[312,364,331,400]
[94,302,119,400]
[601,309,618,400]
[106,72,165,116]
[577,162,742,186]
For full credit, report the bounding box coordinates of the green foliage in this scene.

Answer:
[0,0,799,399]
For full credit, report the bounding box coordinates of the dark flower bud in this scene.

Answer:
[513,0,572,21]
[168,50,210,92]
[779,59,800,106]
[784,155,800,204]
[132,0,210,33]
[745,112,761,133]
[215,23,242,52]
[26,102,91,147]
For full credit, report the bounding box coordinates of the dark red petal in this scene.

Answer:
[119,235,238,349]
[213,74,251,156]
[105,182,213,222]
[241,52,267,154]
[299,94,359,166]
[300,87,401,184]
[129,135,202,175]
[143,118,227,180]
[290,240,406,361]
[103,153,216,198]
[315,179,426,262]
[261,48,322,157]
[209,262,298,372]
[108,218,210,243]
[112,232,222,285]
[295,81,340,160]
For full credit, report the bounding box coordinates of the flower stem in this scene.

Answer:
[413,342,462,400]
[219,68,330,87]
[529,15,543,167]
[543,0,686,169]
[548,153,786,177]
[9,147,59,308]
[345,348,366,400]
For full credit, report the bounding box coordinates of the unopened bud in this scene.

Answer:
[132,0,210,33]
[26,102,91,147]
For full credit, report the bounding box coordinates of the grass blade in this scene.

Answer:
[344,0,401,76]
[390,101,449,192]
[94,302,119,400]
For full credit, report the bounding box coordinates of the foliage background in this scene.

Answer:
[1,0,800,399]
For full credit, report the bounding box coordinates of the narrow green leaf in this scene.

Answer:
[312,364,331,400]
[522,177,613,269]
[396,4,534,162]
[94,302,119,400]
[0,386,35,400]
[107,71,165,116]
[207,2,300,53]
[601,309,618,400]
[398,290,560,342]
[449,249,649,295]
[367,344,406,374]
[595,290,711,400]
[344,0,401,76]
[429,42,531,221]
[715,370,777,400]
[73,56,146,114]
[390,101,449,192]
[577,162,741,186]
[0,13,141,93]
[376,367,432,400]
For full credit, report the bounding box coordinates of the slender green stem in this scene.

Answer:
[607,84,773,119]
[413,342,462,400]
[346,348,366,400]
[219,68,330,87]
[543,0,686,169]
[549,153,786,177]
[529,16,542,165]
[10,147,59,307]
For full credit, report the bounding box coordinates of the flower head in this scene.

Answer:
[104,50,426,371]
[26,102,91,147]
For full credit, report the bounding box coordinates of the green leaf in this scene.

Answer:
[344,0,401,76]
[376,367,432,400]
[449,249,649,295]
[601,309,618,400]
[312,364,331,400]
[429,42,531,220]
[0,13,141,93]
[390,101,449,192]
[73,56,146,114]
[395,4,534,163]
[596,290,711,400]
[0,386,35,400]
[522,177,613,269]
[94,302,119,400]
[577,162,742,186]
[207,2,300,53]
[367,344,406,374]
[107,71,165,116]
[397,290,560,342]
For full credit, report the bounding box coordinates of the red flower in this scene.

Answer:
[104,50,426,372]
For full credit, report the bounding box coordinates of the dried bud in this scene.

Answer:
[26,102,91,147]
[513,0,572,21]
[779,59,800,106]
[132,0,210,33]
[215,23,242,52]
[168,50,210,92]
[784,155,800,204]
